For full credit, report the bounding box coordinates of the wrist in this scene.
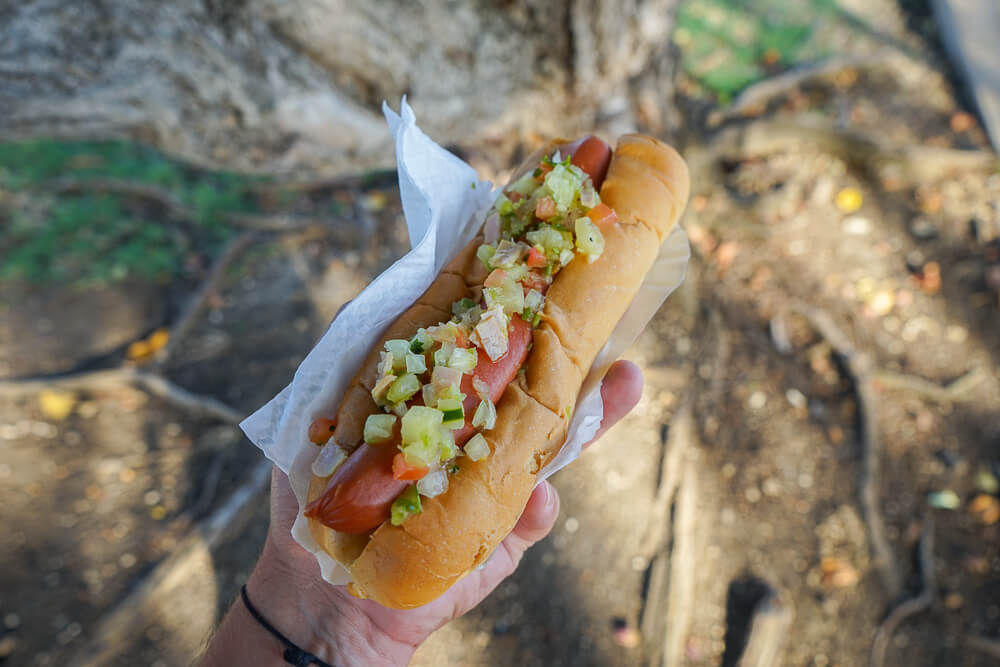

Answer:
[245,539,416,667]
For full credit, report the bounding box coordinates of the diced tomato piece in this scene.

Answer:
[508,192,523,203]
[454,329,469,348]
[587,202,618,226]
[308,418,337,445]
[392,452,428,481]
[484,269,508,288]
[526,247,547,268]
[538,161,554,175]
[535,196,557,220]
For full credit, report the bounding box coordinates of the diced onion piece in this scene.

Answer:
[384,340,409,372]
[472,398,497,430]
[371,374,396,405]
[474,305,510,361]
[378,351,394,377]
[433,342,456,367]
[390,401,409,418]
[580,183,600,208]
[311,442,347,477]
[491,240,524,269]
[574,217,605,262]
[405,352,427,374]
[421,383,437,407]
[416,467,449,498]
[363,414,397,444]
[448,347,478,373]
[427,322,463,344]
[483,212,501,243]
[387,373,421,404]
[472,377,491,400]
[524,289,544,313]
[558,248,575,266]
[390,485,422,526]
[431,365,463,391]
[465,433,491,462]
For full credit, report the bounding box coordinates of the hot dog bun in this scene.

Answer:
[307,135,689,608]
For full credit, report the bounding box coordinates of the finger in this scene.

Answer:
[586,359,644,448]
[503,480,561,555]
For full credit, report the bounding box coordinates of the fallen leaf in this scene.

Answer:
[835,188,863,213]
[950,111,975,133]
[919,191,942,214]
[864,290,894,317]
[970,494,1000,525]
[715,241,740,276]
[147,328,169,353]
[126,340,152,362]
[975,466,999,495]
[820,557,859,588]
[39,390,77,421]
[914,262,941,295]
[927,489,960,510]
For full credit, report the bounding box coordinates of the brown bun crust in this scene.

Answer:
[307,135,689,608]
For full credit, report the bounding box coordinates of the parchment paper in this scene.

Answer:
[240,99,690,586]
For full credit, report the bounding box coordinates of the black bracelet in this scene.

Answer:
[240,584,336,667]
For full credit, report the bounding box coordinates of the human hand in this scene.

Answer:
[240,360,643,665]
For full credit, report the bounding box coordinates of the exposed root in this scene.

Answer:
[787,303,902,598]
[870,516,936,667]
[0,367,243,425]
[154,230,260,367]
[873,368,987,403]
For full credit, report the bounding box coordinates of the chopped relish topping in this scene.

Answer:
[373,147,616,524]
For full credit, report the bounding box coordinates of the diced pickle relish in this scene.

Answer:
[390,485,422,526]
[375,145,618,524]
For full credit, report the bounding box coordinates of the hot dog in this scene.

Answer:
[302,134,689,608]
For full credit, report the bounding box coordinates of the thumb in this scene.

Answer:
[441,482,560,619]
[504,481,561,554]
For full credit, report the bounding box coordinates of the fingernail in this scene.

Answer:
[540,481,556,511]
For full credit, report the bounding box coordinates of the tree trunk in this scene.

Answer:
[0,0,680,177]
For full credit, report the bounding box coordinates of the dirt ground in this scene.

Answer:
[2,4,1000,667]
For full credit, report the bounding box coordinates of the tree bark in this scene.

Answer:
[0,0,680,176]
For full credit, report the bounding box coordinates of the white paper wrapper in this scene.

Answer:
[240,99,690,586]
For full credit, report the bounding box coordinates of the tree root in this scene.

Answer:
[48,177,361,239]
[786,303,903,598]
[67,460,272,667]
[688,118,996,188]
[870,516,936,667]
[872,368,986,403]
[0,367,243,424]
[153,229,260,368]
